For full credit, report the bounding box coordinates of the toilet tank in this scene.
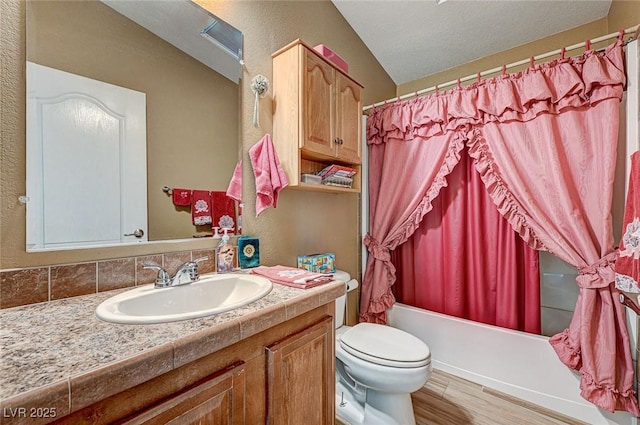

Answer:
[336,293,347,329]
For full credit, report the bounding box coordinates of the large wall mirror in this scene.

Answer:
[25,0,241,251]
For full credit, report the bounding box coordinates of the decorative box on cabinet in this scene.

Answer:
[272,39,364,194]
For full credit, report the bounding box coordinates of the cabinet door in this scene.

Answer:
[335,73,362,165]
[302,49,336,159]
[118,362,245,425]
[266,316,334,425]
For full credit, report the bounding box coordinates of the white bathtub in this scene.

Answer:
[387,303,636,425]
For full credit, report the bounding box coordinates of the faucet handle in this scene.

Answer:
[189,257,209,281]
[143,264,172,288]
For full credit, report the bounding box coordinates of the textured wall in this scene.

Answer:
[608,0,640,33]
[0,0,396,283]
[3,0,634,284]
[397,1,640,96]
[195,1,396,282]
[397,19,610,96]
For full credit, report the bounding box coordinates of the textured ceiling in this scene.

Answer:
[332,0,612,84]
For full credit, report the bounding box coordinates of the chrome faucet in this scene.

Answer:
[143,257,209,288]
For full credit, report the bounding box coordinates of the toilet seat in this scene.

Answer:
[339,323,431,368]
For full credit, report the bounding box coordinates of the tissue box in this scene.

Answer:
[238,236,260,269]
[297,253,336,274]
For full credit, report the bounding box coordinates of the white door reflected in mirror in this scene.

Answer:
[26,61,147,251]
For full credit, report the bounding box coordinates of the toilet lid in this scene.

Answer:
[339,323,431,368]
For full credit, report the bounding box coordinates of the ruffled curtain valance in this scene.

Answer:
[362,39,640,415]
[366,41,625,146]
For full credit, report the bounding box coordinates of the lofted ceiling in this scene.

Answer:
[331,0,612,85]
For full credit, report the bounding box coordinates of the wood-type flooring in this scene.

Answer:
[337,369,588,425]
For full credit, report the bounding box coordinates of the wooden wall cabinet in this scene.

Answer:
[272,40,363,194]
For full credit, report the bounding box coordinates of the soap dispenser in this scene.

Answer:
[216,229,236,273]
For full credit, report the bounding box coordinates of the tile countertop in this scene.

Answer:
[0,275,344,416]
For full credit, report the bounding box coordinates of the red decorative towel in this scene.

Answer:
[616,151,640,293]
[250,265,333,289]
[172,188,191,206]
[191,190,212,226]
[211,191,236,230]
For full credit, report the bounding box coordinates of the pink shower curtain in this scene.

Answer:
[391,150,541,334]
[362,38,639,414]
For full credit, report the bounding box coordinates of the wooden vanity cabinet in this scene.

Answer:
[272,39,363,193]
[116,362,246,425]
[51,305,335,425]
[266,317,334,425]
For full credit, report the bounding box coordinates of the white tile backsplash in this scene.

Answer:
[539,251,579,336]
[541,306,574,337]
[539,251,578,274]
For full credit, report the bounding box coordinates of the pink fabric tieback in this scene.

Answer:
[248,134,289,216]
[226,160,243,202]
[364,234,390,262]
[576,252,619,289]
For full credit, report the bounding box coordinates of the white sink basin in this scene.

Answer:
[95,274,273,324]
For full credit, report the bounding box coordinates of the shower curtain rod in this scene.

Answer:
[363,24,640,112]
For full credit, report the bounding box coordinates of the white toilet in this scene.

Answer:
[333,271,432,425]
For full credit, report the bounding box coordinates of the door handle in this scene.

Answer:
[124,229,144,238]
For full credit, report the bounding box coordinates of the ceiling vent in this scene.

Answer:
[201,17,242,61]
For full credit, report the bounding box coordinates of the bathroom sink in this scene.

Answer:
[95,273,273,324]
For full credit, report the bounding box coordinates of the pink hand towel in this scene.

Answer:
[226,160,243,202]
[249,134,288,216]
[616,151,640,293]
[250,265,333,289]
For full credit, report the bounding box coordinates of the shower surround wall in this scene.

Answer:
[539,252,579,337]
